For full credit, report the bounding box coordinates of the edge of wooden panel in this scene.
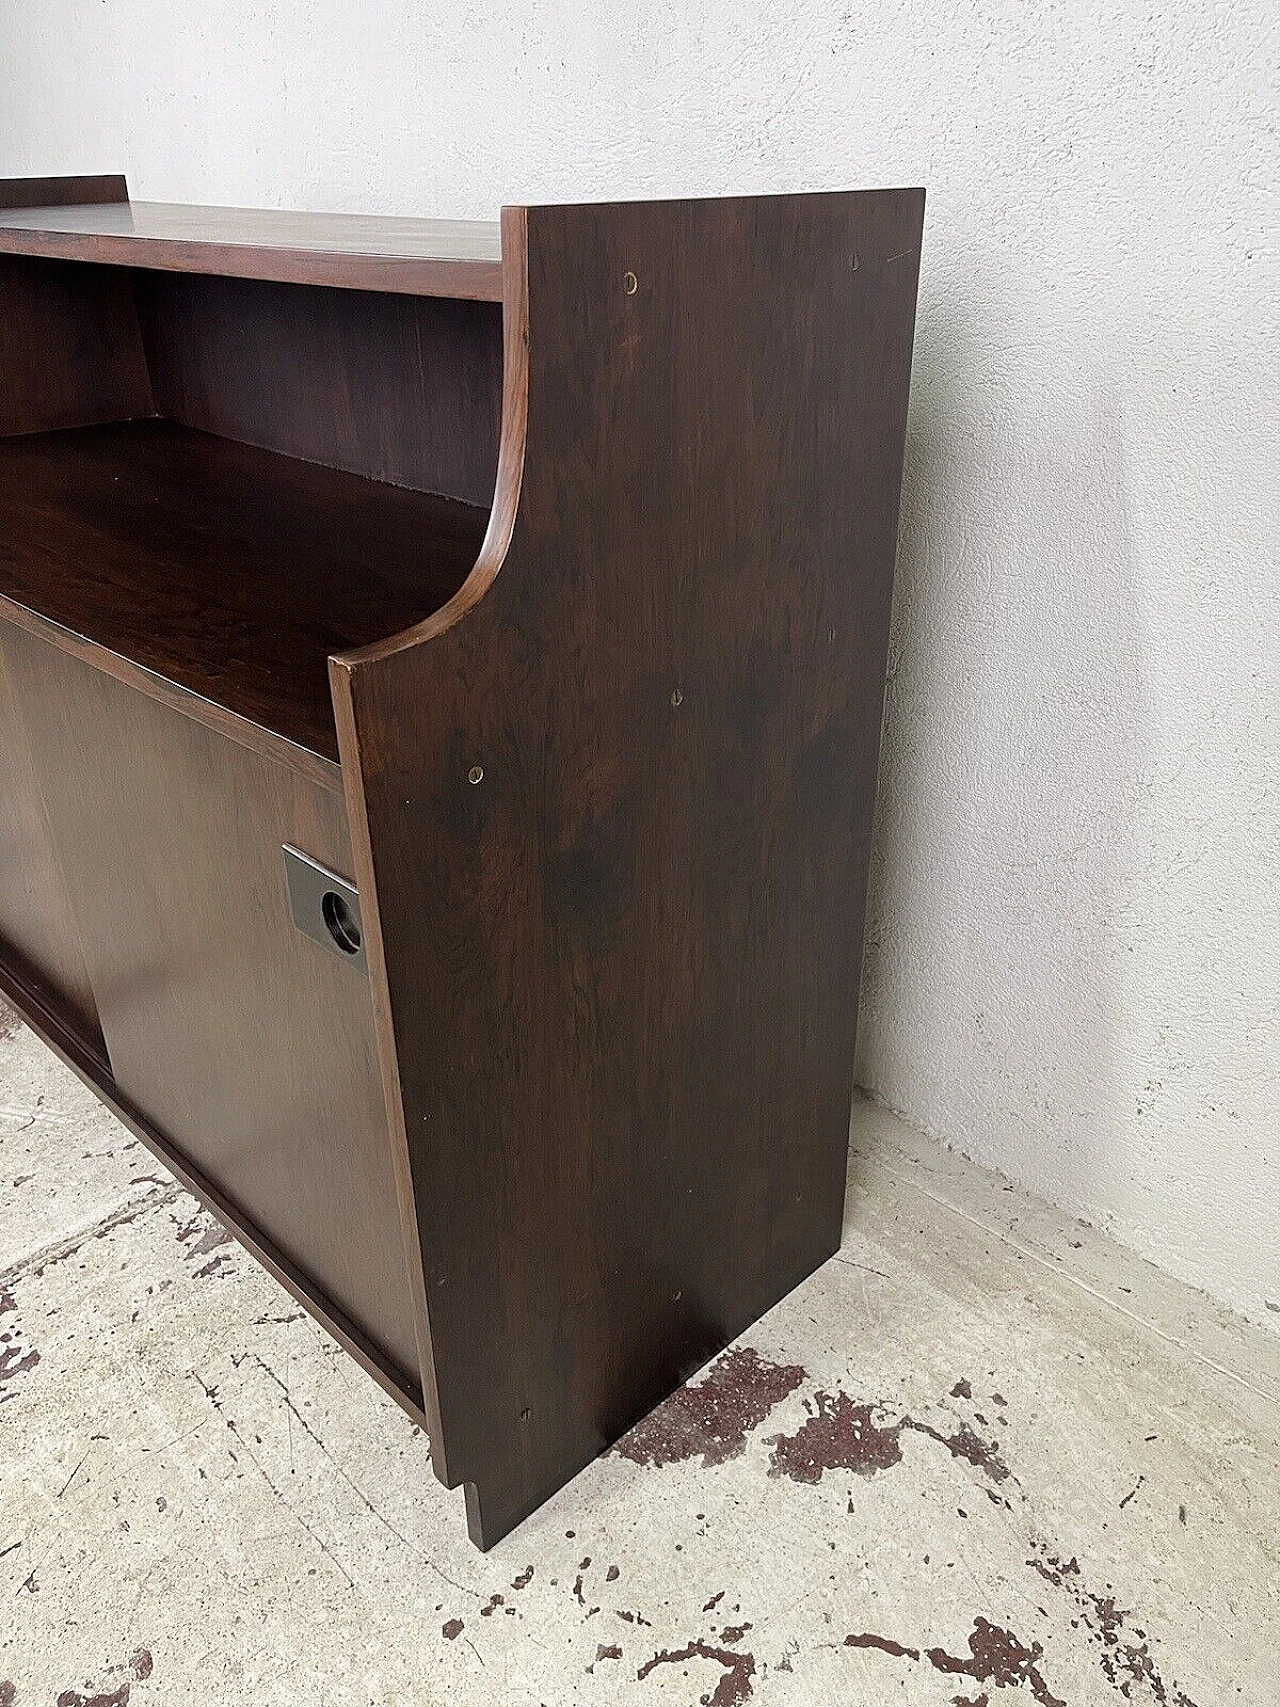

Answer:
[0,949,427,1430]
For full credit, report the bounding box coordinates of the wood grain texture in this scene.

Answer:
[0,201,503,300]
[3,620,422,1384]
[0,420,487,768]
[0,948,425,1424]
[135,272,502,507]
[0,255,153,437]
[0,175,127,211]
[0,176,140,1053]
[0,628,105,1053]
[0,172,150,438]
[0,177,922,1551]
[334,190,924,1545]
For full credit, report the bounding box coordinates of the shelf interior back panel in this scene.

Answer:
[0,419,489,764]
[0,201,505,300]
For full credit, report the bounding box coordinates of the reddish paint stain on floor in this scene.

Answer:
[1028,1542,1200,1705]
[767,1385,1012,1485]
[614,1346,804,1469]
[636,1638,756,1706]
[927,1617,1065,1707]
[846,1631,919,1659]
[56,1688,131,1707]
[767,1390,904,1482]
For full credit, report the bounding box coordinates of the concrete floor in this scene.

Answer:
[1,998,1276,1707]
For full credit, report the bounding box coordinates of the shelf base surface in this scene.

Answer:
[0,418,488,768]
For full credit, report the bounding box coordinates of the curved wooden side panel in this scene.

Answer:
[332,189,925,1547]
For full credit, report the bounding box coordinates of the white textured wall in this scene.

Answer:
[1,2,1276,1323]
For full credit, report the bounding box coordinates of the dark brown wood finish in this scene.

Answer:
[0,175,127,211]
[0,630,105,1052]
[3,619,422,1385]
[334,190,924,1545]
[0,200,503,300]
[0,420,488,769]
[0,175,150,437]
[134,272,502,507]
[0,951,425,1424]
[0,256,152,437]
[0,173,140,1053]
[0,178,922,1552]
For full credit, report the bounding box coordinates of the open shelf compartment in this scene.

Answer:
[0,176,928,1554]
[0,418,489,766]
[0,191,504,774]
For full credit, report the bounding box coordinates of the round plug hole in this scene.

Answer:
[322,890,362,955]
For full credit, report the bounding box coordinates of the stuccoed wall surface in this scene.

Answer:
[0,0,1275,1321]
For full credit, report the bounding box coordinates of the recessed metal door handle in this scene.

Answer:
[283,844,367,972]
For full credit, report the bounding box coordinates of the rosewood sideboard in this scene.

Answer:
[0,177,923,1547]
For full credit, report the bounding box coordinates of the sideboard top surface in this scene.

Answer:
[0,200,504,299]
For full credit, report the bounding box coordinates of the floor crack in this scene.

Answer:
[0,1182,185,1289]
